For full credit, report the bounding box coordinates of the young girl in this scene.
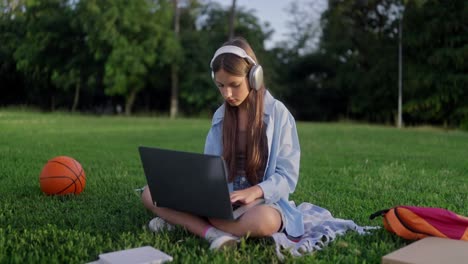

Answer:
[141,37,304,250]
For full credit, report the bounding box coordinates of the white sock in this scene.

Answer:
[203,226,235,242]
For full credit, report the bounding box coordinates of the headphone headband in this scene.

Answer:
[210,45,257,69]
[210,45,263,91]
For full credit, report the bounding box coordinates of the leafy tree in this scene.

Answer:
[13,0,81,110]
[0,1,27,106]
[282,0,324,55]
[316,0,402,122]
[78,0,174,115]
[271,1,332,120]
[176,2,274,115]
[57,1,94,112]
[403,0,468,127]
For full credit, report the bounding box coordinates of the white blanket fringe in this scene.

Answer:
[271,202,380,261]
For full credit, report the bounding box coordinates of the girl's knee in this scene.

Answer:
[246,206,281,236]
[259,217,281,236]
[208,206,281,237]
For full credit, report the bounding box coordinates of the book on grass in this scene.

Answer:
[382,237,468,264]
[97,246,172,264]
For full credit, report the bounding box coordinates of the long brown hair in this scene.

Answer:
[211,37,267,185]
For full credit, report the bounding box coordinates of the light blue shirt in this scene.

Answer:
[204,90,304,237]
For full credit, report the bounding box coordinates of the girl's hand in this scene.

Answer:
[230,185,263,204]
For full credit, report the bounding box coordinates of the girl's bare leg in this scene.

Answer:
[142,186,281,239]
[141,186,210,237]
[208,205,282,237]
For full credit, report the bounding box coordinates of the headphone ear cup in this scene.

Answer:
[211,71,219,88]
[249,65,264,91]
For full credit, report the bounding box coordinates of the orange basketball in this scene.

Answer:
[39,156,86,195]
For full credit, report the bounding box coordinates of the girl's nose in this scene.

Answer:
[222,87,232,98]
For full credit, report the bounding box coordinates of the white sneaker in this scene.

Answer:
[148,217,175,232]
[209,234,239,251]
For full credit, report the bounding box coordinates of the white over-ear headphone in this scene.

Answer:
[210,45,264,91]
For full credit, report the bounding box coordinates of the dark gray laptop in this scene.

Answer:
[138,146,264,220]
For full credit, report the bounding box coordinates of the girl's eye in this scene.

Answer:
[232,84,240,88]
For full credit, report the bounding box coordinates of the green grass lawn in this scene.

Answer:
[0,110,467,263]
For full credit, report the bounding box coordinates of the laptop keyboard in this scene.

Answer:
[232,202,242,210]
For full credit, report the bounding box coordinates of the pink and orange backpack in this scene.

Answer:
[370,206,468,241]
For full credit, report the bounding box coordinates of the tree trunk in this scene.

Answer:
[51,94,56,112]
[72,81,80,113]
[125,88,138,116]
[170,0,180,119]
[170,64,179,118]
[228,0,237,40]
[397,16,403,128]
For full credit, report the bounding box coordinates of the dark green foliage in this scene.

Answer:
[293,0,467,126]
[77,0,174,115]
[308,0,402,123]
[177,3,274,115]
[403,0,468,127]
[0,0,466,127]
[12,0,76,110]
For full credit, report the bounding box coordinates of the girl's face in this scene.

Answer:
[214,69,250,107]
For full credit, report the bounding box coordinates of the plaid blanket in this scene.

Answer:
[271,203,380,260]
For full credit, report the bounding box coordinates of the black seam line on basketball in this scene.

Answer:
[68,171,81,185]
[57,181,76,194]
[42,174,82,192]
[73,169,84,191]
[50,160,80,178]
[67,170,82,186]
[65,169,83,191]
[72,160,81,177]
[68,161,84,187]
[41,175,77,194]
[75,169,84,189]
